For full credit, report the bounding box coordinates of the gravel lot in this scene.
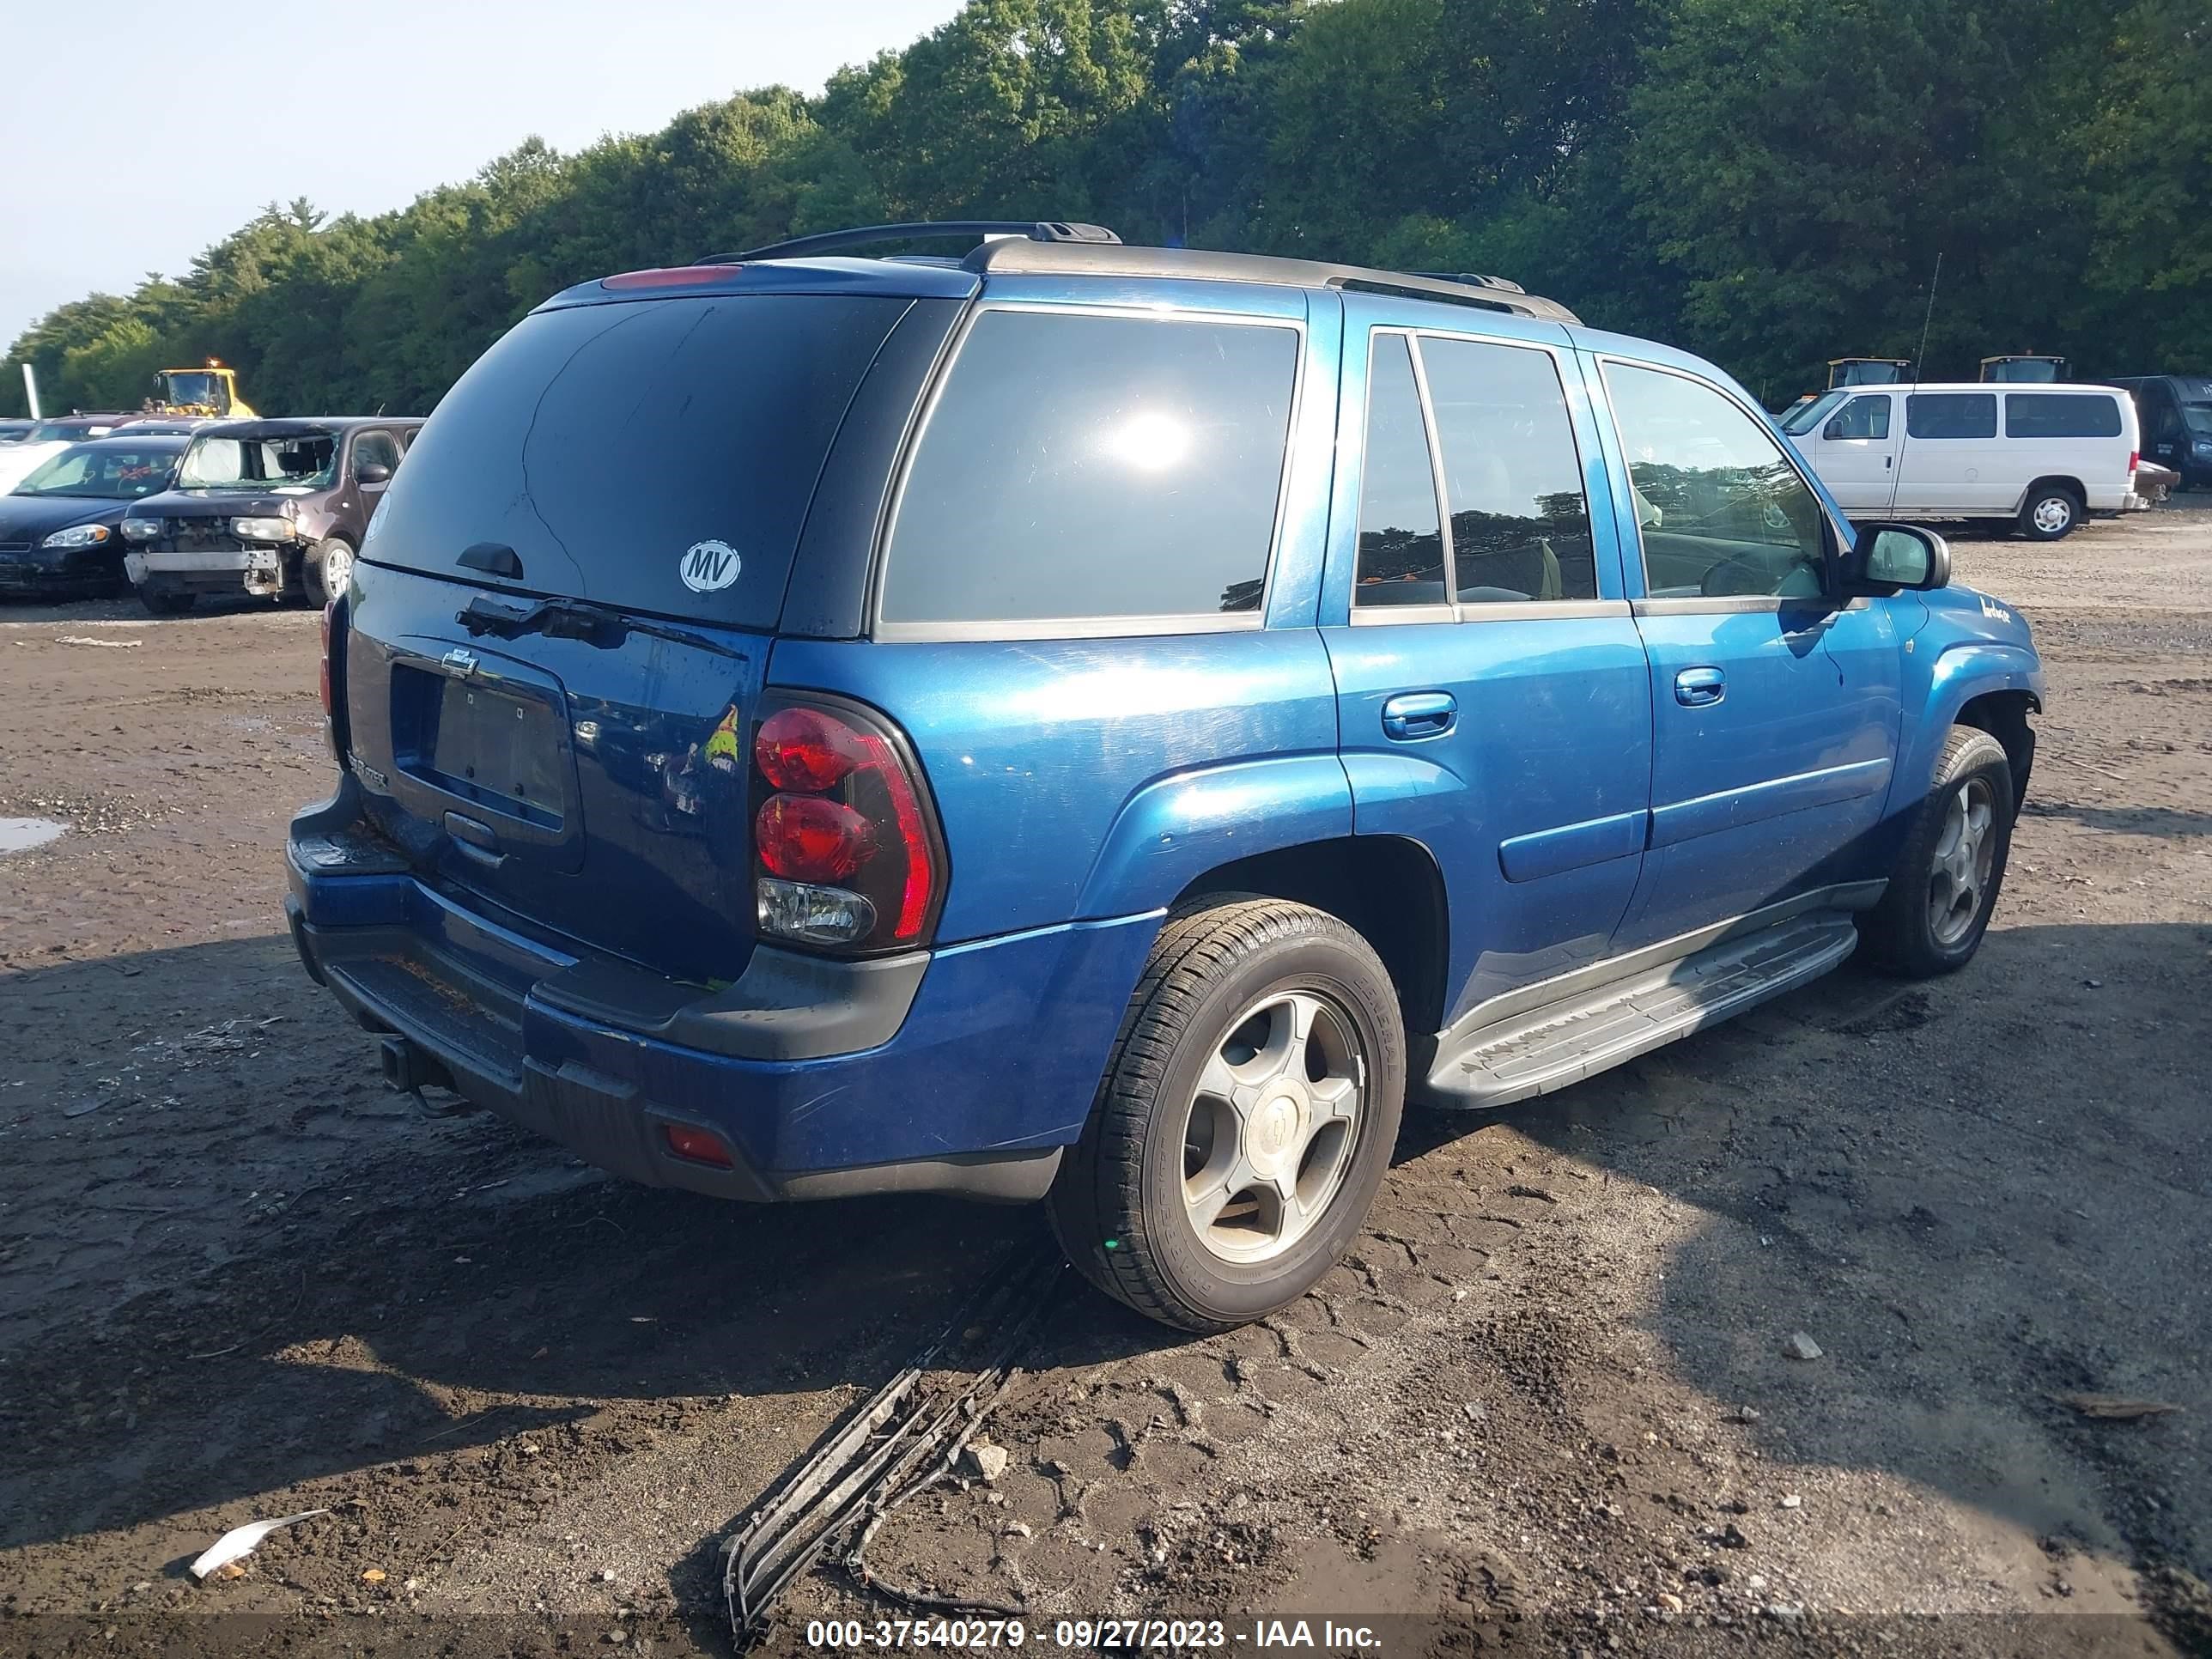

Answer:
[3,507,2209,1656]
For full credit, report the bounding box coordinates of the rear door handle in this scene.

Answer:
[1674,667,1726,707]
[1381,691,1456,740]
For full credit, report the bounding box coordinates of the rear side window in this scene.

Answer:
[1829,394,1891,441]
[1353,334,1445,606]
[2005,393,2123,439]
[366,295,912,627]
[1420,337,1595,603]
[880,308,1297,628]
[1906,393,1998,440]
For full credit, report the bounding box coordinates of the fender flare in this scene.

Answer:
[1889,641,2043,815]
[1073,753,1354,919]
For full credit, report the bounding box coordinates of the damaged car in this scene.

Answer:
[120,417,420,614]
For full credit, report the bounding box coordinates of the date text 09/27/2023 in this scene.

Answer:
[801,1618,1385,1650]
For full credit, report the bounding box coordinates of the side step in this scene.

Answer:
[1423,913,1860,1109]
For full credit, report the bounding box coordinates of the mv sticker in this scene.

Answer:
[679,539,742,593]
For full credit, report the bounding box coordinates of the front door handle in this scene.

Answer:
[1674,666,1726,708]
[1381,690,1456,740]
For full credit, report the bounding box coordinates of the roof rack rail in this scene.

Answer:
[702,220,1121,265]
[1412,270,1528,295]
[963,240,1581,325]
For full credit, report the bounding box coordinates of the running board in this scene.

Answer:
[1423,913,1860,1109]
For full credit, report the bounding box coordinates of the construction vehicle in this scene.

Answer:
[147,361,257,419]
[1980,354,2067,383]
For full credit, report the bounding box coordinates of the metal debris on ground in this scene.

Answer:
[2054,1392,2182,1421]
[187,1509,330,1580]
[54,635,143,648]
[722,1254,1063,1648]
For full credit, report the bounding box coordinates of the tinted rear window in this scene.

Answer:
[364,295,910,626]
[1906,393,1997,440]
[2005,393,2123,439]
[879,308,1298,628]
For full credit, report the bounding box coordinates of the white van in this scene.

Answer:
[1780,381,2137,540]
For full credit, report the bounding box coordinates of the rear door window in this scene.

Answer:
[1352,334,1446,606]
[365,294,915,627]
[879,308,1298,629]
[2004,393,2124,439]
[1906,393,1998,440]
[1419,336,1596,603]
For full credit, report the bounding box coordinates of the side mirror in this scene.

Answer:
[1822,417,1845,441]
[356,462,392,485]
[1846,521,1949,592]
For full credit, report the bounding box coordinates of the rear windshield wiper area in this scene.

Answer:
[455,593,740,658]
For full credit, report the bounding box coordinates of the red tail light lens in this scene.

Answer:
[755,707,867,793]
[757,794,876,881]
[2130,450,2141,474]
[749,696,944,954]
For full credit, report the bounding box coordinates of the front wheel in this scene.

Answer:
[2018,486,2081,541]
[1048,897,1406,1334]
[1857,726,2016,976]
[303,538,355,607]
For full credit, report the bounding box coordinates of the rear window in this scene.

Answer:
[1905,393,1997,440]
[879,308,1298,629]
[2005,393,2123,439]
[364,295,911,626]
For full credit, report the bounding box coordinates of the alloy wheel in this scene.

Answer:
[1180,989,1365,1263]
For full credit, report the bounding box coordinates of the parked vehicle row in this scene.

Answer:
[0,416,420,609]
[286,219,2044,1334]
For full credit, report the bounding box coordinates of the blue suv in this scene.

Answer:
[287,221,2043,1333]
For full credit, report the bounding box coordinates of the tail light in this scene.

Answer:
[319,600,335,715]
[2130,450,2141,475]
[750,696,945,953]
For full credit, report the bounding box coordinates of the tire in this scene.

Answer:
[1857,726,2015,976]
[303,538,355,607]
[2017,484,2081,541]
[1048,896,1407,1334]
[139,589,196,617]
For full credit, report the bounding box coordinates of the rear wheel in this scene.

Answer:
[138,589,196,617]
[303,538,355,607]
[1048,896,1406,1334]
[1857,726,2015,976]
[2017,485,2081,541]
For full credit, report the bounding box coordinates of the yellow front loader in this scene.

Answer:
[149,362,257,419]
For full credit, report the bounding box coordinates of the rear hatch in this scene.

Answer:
[341,285,939,984]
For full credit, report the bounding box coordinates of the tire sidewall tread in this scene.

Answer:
[1860,726,2016,976]
[1049,896,1406,1334]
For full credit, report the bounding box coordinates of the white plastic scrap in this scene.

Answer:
[189,1509,329,1580]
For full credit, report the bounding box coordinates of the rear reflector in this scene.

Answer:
[662,1123,734,1168]
[599,265,740,289]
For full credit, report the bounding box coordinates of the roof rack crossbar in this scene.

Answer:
[702,220,1121,265]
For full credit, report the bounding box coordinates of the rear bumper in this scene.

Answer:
[285,781,1158,1205]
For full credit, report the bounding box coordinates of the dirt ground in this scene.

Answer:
[3,507,2209,1658]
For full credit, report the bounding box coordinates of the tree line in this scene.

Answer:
[5,0,2204,420]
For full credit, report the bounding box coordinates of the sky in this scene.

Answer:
[0,0,966,349]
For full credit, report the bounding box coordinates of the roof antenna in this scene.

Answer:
[1889,251,1942,519]
[1913,251,1942,387]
